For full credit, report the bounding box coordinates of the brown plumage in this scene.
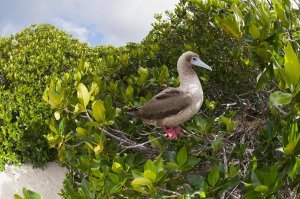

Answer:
[129,51,212,139]
[135,89,192,120]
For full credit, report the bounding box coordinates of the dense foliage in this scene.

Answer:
[0,24,91,168]
[1,0,300,198]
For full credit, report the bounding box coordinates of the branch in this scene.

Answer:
[225,186,240,199]
[83,110,133,144]
[118,136,161,155]
[65,141,85,148]
[80,110,159,155]
[156,187,181,197]
[223,147,228,178]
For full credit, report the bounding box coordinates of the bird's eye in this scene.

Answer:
[192,57,197,61]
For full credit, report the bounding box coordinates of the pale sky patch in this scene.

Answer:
[0,0,177,46]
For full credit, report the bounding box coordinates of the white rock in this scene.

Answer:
[0,162,67,199]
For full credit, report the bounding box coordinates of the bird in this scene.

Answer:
[129,51,212,139]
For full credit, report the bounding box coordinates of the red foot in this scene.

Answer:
[163,127,183,140]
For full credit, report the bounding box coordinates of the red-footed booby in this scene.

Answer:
[130,51,212,139]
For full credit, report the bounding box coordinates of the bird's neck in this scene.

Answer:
[177,60,202,91]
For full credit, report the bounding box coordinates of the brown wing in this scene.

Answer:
[136,88,193,120]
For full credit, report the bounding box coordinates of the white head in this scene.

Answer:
[177,51,212,88]
[181,51,212,71]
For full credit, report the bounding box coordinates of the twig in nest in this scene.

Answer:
[140,130,158,136]
[225,185,240,199]
[108,127,132,137]
[181,128,203,139]
[65,141,85,148]
[79,110,159,156]
[223,147,228,178]
[156,186,181,197]
[118,137,161,155]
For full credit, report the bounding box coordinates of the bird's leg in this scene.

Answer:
[163,127,176,140]
[174,127,183,137]
[163,126,181,140]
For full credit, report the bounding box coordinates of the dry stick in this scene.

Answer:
[223,148,228,177]
[83,110,158,154]
[156,187,181,197]
[225,190,239,199]
[108,127,132,137]
[220,147,229,199]
[181,128,201,139]
[221,147,232,199]
[220,192,226,199]
[225,185,240,199]
[140,130,157,136]
[83,110,131,144]
[117,136,161,155]
[65,141,85,148]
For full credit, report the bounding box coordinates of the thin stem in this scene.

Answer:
[118,137,161,155]
[156,187,181,196]
[65,141,85,148]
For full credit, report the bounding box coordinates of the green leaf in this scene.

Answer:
[90,82,99,96]
[249,22,260,39]
[187,174,206,189]
[155,157,164,173]
[207,166,220,187]
[144,170,156,181]
[144,159,156,174]
[80,179,91,198]
[125,85,134,99]
[148,135,162,149]
[112,162,123,174]
[269,91,293,106]
[212,135,223,152]
[109,173,120,184]
[22,188,42,199]
[256,69,268,92]
[283,42,300,91]
[177,146,187,167]
[158,65,169,84]
[231,4,243,26]
[219,116,235,133]
[85,121,101,127]
[85,142,94,150]
[75,71,81,82]
[199,180,209,198]
[288,157,300,178]
[255,185,269,192]
[48,90,64,109]
[284,133,300,156]
[77,83,90,108]
[131,177,153,194]
[265,165,278,186]
[104,95,113,111]
[272,0,288,27]
[13,194,23,199]
[132,170,144,178]
[49,124,58,134]
[92,100,106,123]
[137,67,149,86]
[131,177,152,187]
[166,162,180,170]
[74,103,85,114]
[215,16,241,38]
[199,191,206,198]
[76,127,89,137]
[94,144,103,155]
[182,157,201,171]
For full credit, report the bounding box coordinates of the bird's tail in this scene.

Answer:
[126,108,138,117]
